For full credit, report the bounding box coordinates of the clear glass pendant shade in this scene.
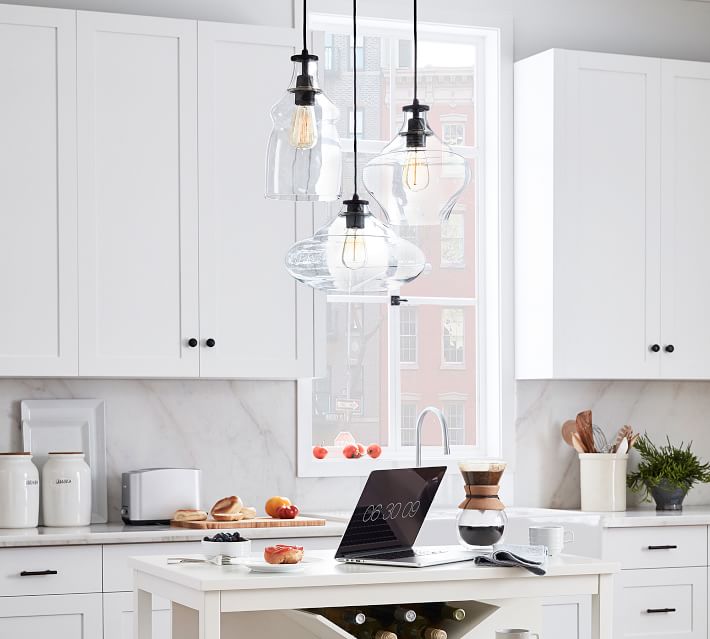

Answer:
[363,108,470,226]
[285,199,426,293]
[265,56,342,201]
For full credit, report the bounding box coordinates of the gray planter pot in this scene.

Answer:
[650,479,688,511]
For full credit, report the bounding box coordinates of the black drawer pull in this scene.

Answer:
[20,570,58,577]
[646,608,676,614]
[647,545,678,550]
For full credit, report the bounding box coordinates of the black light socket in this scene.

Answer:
[402,100,431,148]
[291,49,319,106]
[343,195,368,229]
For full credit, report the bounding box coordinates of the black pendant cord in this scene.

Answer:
[413,0,418,102]
[352,0,358,198]
[302,0,308,51]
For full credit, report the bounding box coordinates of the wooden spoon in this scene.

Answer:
[571,432,587,454]
[576,410,596,453]
[561,420,577,447]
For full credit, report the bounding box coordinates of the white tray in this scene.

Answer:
[21,399,108,524]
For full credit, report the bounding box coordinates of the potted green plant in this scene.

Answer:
[627,434,710,511]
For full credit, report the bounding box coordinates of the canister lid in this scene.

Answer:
[0,451,31,455]
[48,451,84,455]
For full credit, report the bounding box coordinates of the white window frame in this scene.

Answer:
[296,4,514,481]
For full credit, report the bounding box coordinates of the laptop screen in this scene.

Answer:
[335,467,446,558]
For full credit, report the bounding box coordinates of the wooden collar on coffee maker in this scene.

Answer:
[458,484,506,511]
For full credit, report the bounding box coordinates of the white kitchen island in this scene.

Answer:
[132,550,618,639]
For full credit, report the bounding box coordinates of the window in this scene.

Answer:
[324,32,334,70]
[349,109,364,139]
[401,401,418,446]
[441,209,465,267]
[443,401,466,445]
[442,308,465,366]
[442,122,465,146]
[400,307,418,365]
[350,34,364,70]
[297,12,506,477]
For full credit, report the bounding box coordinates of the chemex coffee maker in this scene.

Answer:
[456,460,507,548]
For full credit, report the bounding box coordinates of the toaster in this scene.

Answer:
[121,468,201,525]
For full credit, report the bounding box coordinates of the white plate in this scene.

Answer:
[242,557,319,573]
[21,399,108,524]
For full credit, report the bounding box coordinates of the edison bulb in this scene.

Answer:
[402,150,430,192]
[289,105,318,149]
[341,230,367,270]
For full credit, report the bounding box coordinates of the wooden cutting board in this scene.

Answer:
[170,516,327,529]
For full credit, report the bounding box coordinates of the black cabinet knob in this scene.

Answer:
[650,344,660,353]
[665,345,675,353]
[187,338,198,348]
[205,338,216,348]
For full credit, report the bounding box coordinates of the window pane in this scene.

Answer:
[400,306,477,446]
[441,209,465,267]
[399,306,418,365]
[401,401,418,446]
[311,301,389,449]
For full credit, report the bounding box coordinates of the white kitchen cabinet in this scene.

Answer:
[77,11,200,377]
[197,22,313,379]
[0,593,102,638]
[542,596,591,639]
[104,592,172,639]
[659,60,710,379]
[0,5,78,376]
[515,49,662,379]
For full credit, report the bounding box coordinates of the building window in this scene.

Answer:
[400,307,418,365]
[441,209,465,267]
[324,32,334,70]
[398,39,413,68]
[350,35,364,70]
[444,401,465,445]
[442,308,465,365]
[442,122,465,146]
[401,401,418,446]
[349,109,364,139]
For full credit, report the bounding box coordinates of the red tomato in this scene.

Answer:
[367,443,382,459]
[276,504,299,519]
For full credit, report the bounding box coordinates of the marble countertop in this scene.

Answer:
[0,521,347,548]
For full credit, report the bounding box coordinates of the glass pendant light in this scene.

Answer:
[362,0,470,226]
[285,0,426,293]
[265,0,342,201]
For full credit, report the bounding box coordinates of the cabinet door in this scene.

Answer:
[542,596,591,639]
[77,12,199,377]
[0,593,102,638]
[554,51,662,378]
[660,60,710,378]
[104,591,171,639]
[0,5,78,376]
[198,22,313,379]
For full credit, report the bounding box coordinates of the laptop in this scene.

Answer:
[334,467,475,568]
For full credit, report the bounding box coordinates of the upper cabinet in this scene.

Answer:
[77,12,200,377]
[516,49,710,380]
[197,22,313,379]
[0,6,78,376]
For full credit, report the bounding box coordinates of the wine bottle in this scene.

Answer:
[398,622,447,639]
[368,605,417,624]
[308,607,367,626]
[353,623,397,639]
[413,603,466,622]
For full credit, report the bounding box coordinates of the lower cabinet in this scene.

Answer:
[542,595,591,639]
[0,593,102,638]
[104,592,172,639]
[614,567,707,639]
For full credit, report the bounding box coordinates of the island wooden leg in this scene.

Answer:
[199,591,221,639]
[591,574,613,639]
[134,586,153,639]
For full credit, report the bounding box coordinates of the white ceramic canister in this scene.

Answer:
[41,452,92,527]
[0,452,39,528]
[579,453,628,512]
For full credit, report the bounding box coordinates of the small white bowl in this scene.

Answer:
[200,539,252,558]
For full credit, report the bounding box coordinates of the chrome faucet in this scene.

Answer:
[415,406,451,467]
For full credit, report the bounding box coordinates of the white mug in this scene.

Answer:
[529,525,574,556]
[496,629,540,639]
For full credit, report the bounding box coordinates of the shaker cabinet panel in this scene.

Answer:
[660,60,710,379]
[197,22,313,379]
[77,11,200,377]
[516,49,662,379]
[0,5,78,376]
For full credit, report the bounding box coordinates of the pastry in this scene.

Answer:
[210,495,243,519]
[173,509,208,522]
[212,512,245,522]
[264,544,304,565]
[240,506,257,519]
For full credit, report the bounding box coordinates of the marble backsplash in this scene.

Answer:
[3,378,710,520]
[515,380,710,509]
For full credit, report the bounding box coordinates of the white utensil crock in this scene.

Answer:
[0,452,39,528]
[41,452,92,527]
[579,453,628,512]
